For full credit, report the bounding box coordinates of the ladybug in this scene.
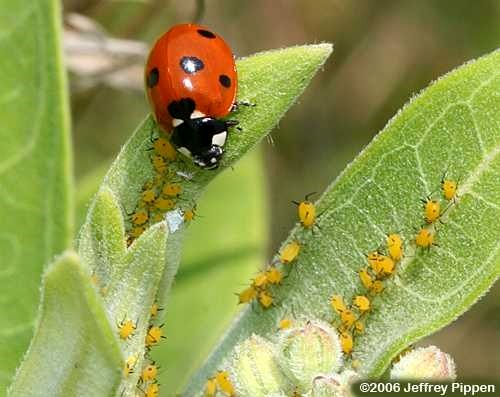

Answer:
[145,24,239,170]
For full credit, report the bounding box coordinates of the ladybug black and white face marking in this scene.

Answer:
[168,98,237,170]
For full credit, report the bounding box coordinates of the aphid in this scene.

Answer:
[205,377,217,396]
[258,290,273,309]
[353,295,371,313]
[253,271,269,288]
[387,233,403,261]
[152,155,168,174]
[146,324,166,347]
[367,251,382,272]
[354,321,365,334]
[441,176,458,201]
[144,382,160,397]
[129,226,146,239]
[154,197,175,211]
[422,196,441,224]
[215,371,235,397]
[150,302,162,319]
[279,241,301,264]
[152,213,164,223]
[340,309,356,327]
[340,331,353,354]
[123,354,138,377]
[351,359,361,370]
[132,210,149,226]
[293,193,317,228]
[279,318,293,330]
[377,255,395,276]
[415,227,436,249]
[118,319,136,340]
[162,183,182,197]
[359,268,374,290]
[142,189,157,205]
[141,362,159,382]
[330,295,347,314]
[153,137,177,161]
[237,286,258,304]
[371,280,384,294]
[183,207,197,222]
[266,267,283,285]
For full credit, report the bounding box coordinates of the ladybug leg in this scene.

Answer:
[225,119,242,132]
[231,100,256,112]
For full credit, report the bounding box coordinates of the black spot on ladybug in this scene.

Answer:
[147,68,159,88]
[168,98,196,120]
[219,74,231,88]
[197,29,216,39]
[180,56,204,74]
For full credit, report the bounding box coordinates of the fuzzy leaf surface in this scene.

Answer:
[76,44,332,395]
[0,0,73,389]
[8,252,123,397]
[186,50,500,394]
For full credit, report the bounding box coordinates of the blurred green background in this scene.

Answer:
[66,0,499,394]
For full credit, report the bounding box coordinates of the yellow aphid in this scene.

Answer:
[351,359,361,370]
[118,319,136,340]
[183,208,196,222]
[142,189,156,204]
[216,371,235,397]
[340,309,356,327]
[238,286,258,304]
[340,331,353,354]
[354,321,365,334]
[279,318,293,330]
[266,267,283,284]
[141,362,159,382]
[144,382,160,397]
[280,241,301,264]
[205,377,217,396]
[422,197,441,224]
[152,155,167,174]
[330,295,347,314]
[130,226,145,239]
[378,255,395,276]
[90,272,100,286]
[162,183,182,197]
[253,272,269,288]
[415,228,435,248]
[258,290,273,309]
[132,210,149,226]
[152,213,164,223]
[154,137,177,160]
[123,354,138,377]
[441,178,458,201]
[295,199,316,228]
[146,325,165,347]
[359,268,374,290]
[353,295,371,313]
[155,197,175,211]
[367,251,381,268]
[387,233,403,261]
[150,302,162,319]
[371,280,384,294]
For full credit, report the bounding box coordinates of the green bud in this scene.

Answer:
[311,370,359,397]
[231,334,290,397]
[390,346,456,380]
[278,320,343,392]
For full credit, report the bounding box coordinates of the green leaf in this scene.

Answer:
[8,251,122,397]
[75,43,331,395]
[185,50,500,394]
[0,0,73,389]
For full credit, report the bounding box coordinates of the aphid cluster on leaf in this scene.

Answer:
[205,370,236,397]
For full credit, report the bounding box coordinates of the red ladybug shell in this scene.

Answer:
[145,24,237,132]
